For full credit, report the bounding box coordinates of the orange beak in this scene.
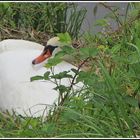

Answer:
[32,50,51,65]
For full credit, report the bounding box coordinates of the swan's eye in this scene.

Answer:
[43,45,58,55]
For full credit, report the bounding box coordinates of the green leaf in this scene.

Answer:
[71,68,79,74]
[136,38,140,51]
[94,19,108,27]
[19,129,37,137]
[44,57,62,68]
[41,123,56,134]
[44,71,50,80]
[51,71,72,79]
[128,52,140,64]
[62,109,80,122]
[54,51,65,58]
[79,47,98,58]
[124,95,138,107]
[110,44,121,54]
[54,85,69,94]
[127,43,140,57]
[76,71,98,85]
[30,76,44,82]
[57,32,72,45]
[131,63,140,78]
[112,55,129,64]
[61,45,75,55]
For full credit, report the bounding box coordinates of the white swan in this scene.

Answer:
[0,37,79,117]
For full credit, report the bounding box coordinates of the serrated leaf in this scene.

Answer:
[80,47,98,58]
[54,51,65,58]
[51,71,72,79]
[44,71,50,80]
[89,47,98,57]
[30,76,44,82]
[57,32,72,45]
[76,71,97,85]
[54,85,69,94]
[44,57,62,68]
[61,45,75,55]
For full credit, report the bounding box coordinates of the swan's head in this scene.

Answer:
[32,37,62,65]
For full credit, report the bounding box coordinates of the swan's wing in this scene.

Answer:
[0,39,44,53]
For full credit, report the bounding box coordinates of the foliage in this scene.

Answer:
[1,2,140,138]
[0,2,87,39]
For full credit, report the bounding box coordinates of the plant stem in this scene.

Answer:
[99,3,122,27]
[59,57,90,106]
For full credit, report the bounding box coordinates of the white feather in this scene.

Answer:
[0,39,80,117]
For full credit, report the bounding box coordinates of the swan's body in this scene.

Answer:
[0,39,78,117]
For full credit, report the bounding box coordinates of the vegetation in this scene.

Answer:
[0,2,86,42]
[0,2,140,138]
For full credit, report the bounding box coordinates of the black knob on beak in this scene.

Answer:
[32,59,36,65]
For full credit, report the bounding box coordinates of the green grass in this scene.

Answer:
[0,2,86,40]
[0,2,140,138]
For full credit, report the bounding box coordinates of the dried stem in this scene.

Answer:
[59,57,90,106]
[99,3,122,27]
